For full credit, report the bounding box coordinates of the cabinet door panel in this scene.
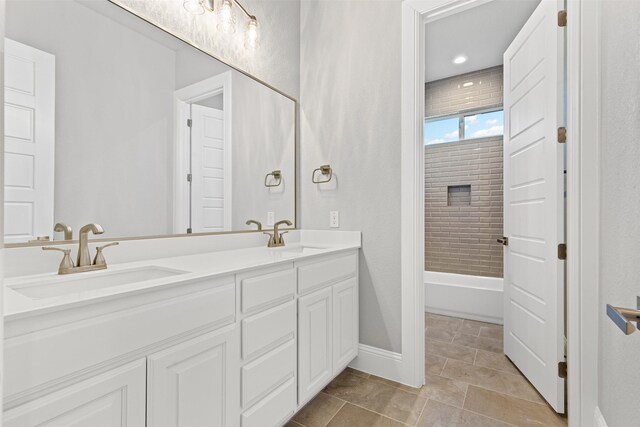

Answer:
[333,278,358,373]
[147,327,240,427]
[298,287,332,405]
[4,359,146,427]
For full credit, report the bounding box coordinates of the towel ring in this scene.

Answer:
[312,165,332,184]
[264,170,282,187]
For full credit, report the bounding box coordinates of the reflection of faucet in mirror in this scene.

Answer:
[246,219,262,231]
[54,222,73,240]
[264,219,293,247]
[43,223,120,275]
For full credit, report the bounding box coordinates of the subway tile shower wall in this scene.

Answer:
[425,66,504,278]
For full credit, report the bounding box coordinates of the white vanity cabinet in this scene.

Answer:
[297,252,359,405]
[4,359,147,427]
[147,326,240,427]
[4,247,359,427]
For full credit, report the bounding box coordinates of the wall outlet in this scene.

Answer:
[267,212,275,226]
[330,211,340,228]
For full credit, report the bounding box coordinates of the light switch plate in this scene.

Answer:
[330,211,339,228]
[267,212,275,226]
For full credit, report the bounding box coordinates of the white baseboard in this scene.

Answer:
[594,407,608,427]
[348,344,404,383]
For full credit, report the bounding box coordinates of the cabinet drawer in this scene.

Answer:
[242,301,296,361]
[241,377,296,427]
[241,268,296,314]
[297,252,357,295]
[242,339,296,409]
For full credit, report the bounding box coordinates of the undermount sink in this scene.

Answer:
[9,266,189,299]
[273,245,328,256]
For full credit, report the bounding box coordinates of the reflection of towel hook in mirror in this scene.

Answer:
[312,165,332,184]
[264,170,282,187]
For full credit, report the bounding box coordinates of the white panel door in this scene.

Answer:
[298,287,333,405]
[332,278,358,373]
[4,359,146,427]
[146,327,240,427]
[503,0,565,413]
[191,104,229,233]
[4,38,55,243]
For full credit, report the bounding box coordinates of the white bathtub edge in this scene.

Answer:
[424,272,504,325]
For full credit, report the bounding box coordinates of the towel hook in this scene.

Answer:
[312,164,333,184]
[264,170,282,187]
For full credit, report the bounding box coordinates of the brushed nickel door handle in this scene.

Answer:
[607,301,640,335]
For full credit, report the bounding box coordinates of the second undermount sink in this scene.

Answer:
[9,266,189,300]
[273,245,328,256]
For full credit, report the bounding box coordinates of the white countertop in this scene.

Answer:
[4,230,361,320]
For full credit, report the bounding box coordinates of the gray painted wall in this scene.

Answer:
[598,1,640,424]
[301,0,402,353]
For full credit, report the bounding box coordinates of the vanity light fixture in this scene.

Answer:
[184,0,259,49]
[453,55,467,65]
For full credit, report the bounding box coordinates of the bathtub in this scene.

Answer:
[424,271,504,324]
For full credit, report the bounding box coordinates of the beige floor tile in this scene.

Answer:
[426,327,456,343]
[285,421,305,427]
[293,392,345,427]
[417,399,514,427]
[459,320,484,336]
[441,359,544,404]
[324,372,427,425]
[453,333,503,353]
[426,338,477,363]
[346,367,371,379]
[464,386,567,427]
[418,374,468,408]
[474,350,520,375]
[425,354,447,376]
[326,403,407,427]
[425,315,463,332]
[369,375,422,394]
[479,326,503,340]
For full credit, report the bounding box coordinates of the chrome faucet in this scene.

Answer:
[42,223,119,275]
[246,219,263,231]
[264,219,292,247]
[77,223,104,266]
[54,222,73,240]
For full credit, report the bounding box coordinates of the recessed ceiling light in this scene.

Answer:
[453,55,467,65]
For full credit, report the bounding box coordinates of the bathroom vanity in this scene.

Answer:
[3,231,360,426]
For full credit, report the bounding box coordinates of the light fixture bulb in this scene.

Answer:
[245,16,259,49]
[453,55,467,65]
[217,0,236,34]
[183,0,205,15]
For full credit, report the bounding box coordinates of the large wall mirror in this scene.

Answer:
[4,0,296,245]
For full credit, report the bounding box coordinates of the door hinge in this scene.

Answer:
[187,173,192,182]
[558,361,567,379]
[186,228,192,234]
[558,243,567,260]
[497,237,509,246]
[558,10,567,27]
[187,119,192,127]
[558,127,567,143]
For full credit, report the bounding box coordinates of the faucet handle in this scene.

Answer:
[42,246,75,273]
[93,242,119,266]
[278,230,289,244]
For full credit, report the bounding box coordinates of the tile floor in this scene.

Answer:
[287,313,567,427]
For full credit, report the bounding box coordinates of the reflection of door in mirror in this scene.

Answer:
[4,38,55,244]
[190,102,229,233]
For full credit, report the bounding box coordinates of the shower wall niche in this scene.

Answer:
[424,66,504,278]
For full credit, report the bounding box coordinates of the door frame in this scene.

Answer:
[400,0,601,424]
[173,71,233,233]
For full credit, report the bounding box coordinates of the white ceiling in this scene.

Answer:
[425,0,541,82]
